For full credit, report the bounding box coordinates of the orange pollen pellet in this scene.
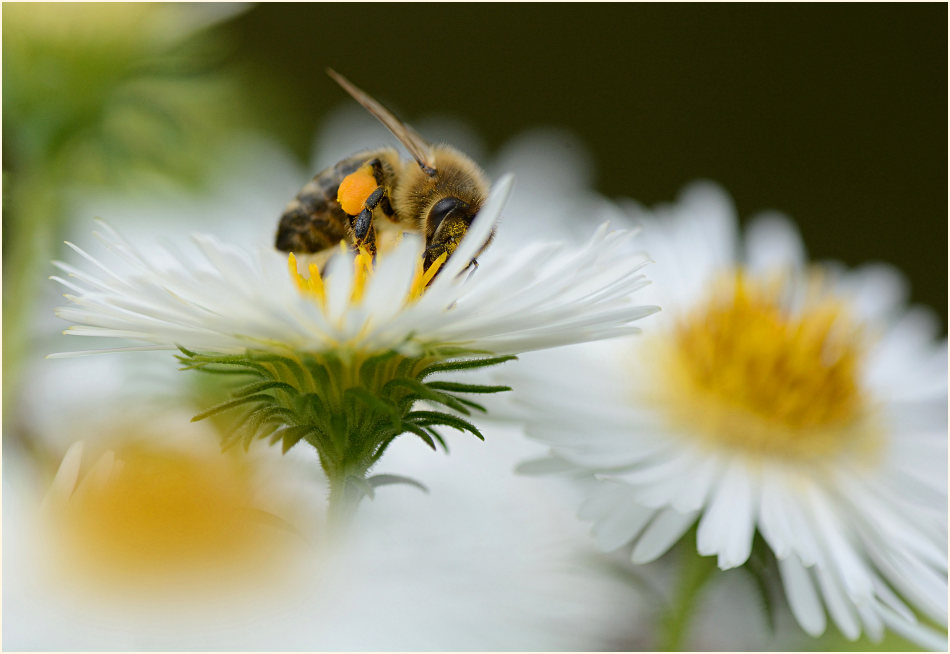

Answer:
[337,166,379,216]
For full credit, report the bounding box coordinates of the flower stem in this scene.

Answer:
[658,548,718,651]
[326,471,362,535]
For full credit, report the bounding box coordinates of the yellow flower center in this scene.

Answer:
[654,269,877,459]
[47,442,302,595]
[288,246,447,308]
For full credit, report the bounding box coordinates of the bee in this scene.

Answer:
[276,69,492,271]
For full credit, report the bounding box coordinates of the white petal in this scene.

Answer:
[814,564,861,640]
[803,485,874,602]
[579,481,655,552]
[855,600,884,643]
[71,450,116,501]
[630,508,697,564]
[590,502,655,553]
[757,469,793,559]
[514,456,578,476]
[42,441,85,506]
[839,262,909,323]
[878,605,949,652]
[322,249,356,326]
[778,555,826,637]
[670,451,722,514]
[360,236,420,326]
[744,212,806,273]
[769,473,822,566]
[696,459,755,569]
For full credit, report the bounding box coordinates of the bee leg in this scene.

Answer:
[352,185,387,249]
[353,207,374,243]
[459,258,479,282]
[353,186,386,242]
[358,222,377,257]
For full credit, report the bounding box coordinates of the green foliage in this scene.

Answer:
[177,347,515,507]
[3,4,242,184]
[3,4,248,442]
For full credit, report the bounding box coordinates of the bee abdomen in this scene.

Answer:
[275,200,344,252]
[275,156,368,253]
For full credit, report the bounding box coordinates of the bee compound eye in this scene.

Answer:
[428,197,466,232]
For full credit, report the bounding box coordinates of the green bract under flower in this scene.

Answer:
[180,346,514,521]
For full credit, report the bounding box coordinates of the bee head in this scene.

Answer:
[423,195,492,271]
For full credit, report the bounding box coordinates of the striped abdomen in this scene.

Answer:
[275,151,377,253]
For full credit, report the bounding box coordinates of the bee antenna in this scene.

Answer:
[326,68,438,178]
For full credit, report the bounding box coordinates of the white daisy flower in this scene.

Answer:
[509,182,948,649]
[53,175,654,359]
[51,171,657,523]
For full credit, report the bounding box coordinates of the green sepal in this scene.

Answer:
[182,348,514,510]
[404,423,438,451]
[233,380,299,398]
[452,396,487,413]
[190,393,271,422]
[418,354,517,378]
[280,425,312,454]
[346,473,376,501]
[427,428,449,452]
[367,474,428,494]
[426,381,512,394]
[383,377,471,415]
[407,410,485,441]
[344,386,402,430]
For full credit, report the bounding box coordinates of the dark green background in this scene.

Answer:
[224,3,946,330]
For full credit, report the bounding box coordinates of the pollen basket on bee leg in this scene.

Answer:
[337,165,379,216]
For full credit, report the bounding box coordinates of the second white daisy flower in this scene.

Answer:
[510,182,947,649]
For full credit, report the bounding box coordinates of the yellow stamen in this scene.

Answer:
[47,442,301,593]
[350,247,374,303]
[307,262,326,305]
[288,248,449,311]
[408,252,447,302]
[288,252,306,291]
[287,252,326,307]
[651,268,875,459]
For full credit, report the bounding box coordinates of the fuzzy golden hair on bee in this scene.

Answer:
[275,69,493,273]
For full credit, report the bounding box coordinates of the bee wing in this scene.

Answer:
[327,68,437,177]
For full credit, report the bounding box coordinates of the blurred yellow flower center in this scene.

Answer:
[661,269,871,458]
[288,247,446,307]
[50,443,299,593]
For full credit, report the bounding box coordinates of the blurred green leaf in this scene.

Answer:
[2,3,251,452]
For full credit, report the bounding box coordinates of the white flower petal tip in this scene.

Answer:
[510,181,947,648]
[514,457,577,476]
[629,509,696,564]
[41,441,85,509]
[745,212,806,273]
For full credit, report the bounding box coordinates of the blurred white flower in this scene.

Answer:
[4,406,649,650]
[508,182,948,649]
